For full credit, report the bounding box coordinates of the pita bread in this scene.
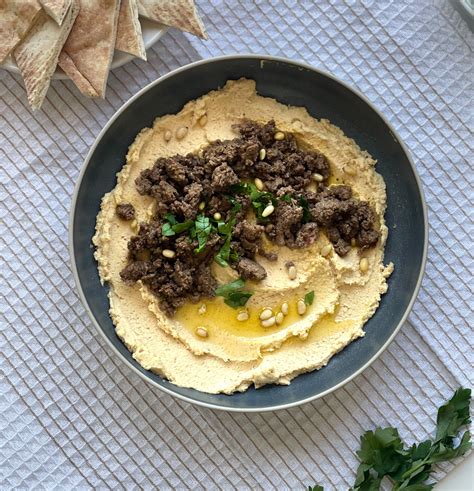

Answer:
[58,0,121,98]
[116,0,146,60]
[39,0,72,25]
[0,0,42,64]
[14,0,79,110]
[138,0,207,39]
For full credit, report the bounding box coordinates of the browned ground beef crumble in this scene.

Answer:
[116,120,380,316]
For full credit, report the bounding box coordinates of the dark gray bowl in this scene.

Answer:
[69,55,427,412]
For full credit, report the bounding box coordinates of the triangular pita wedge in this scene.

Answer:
[58,0,121,98]
[39,0,72,25]
[0,0,42,64]
[116,0,146,60]
[138,0,207,39]
[14,0,79,110]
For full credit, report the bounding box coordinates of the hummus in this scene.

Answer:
[93,79,393,394]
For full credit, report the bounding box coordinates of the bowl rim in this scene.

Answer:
[68,53,429,413]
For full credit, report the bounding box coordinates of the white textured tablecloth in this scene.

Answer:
[1,1,473,489]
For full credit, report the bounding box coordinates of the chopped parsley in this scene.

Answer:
[215,278,253,308]
[304,290,315,306]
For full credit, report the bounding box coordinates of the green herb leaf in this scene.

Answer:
[310,388,472,491]
[304,290,315,305]
[172,219,193,234]
[194,215,213,253]
[224,291,253,308]
[280,194,293,203]
[164,212,177,225]
[308,486,325,491]
[214,235,231,267]
[215,279,245,296]
[215,279,253,309]
[435,388,471,445]
[299,195,311,223]
[161,222,176,237]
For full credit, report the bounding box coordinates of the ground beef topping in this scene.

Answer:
[118,120,380,315]
[116,203,135,220]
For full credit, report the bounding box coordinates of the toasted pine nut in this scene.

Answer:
[196,327,208,338]
[281,302,289,316]
[237,311,249,322]
[260,308,273,321]
[176,126,188,140]
[288,265,297,280]
[198,114,208,126]
[261,316,276,328]
[320,244,332,257]
[259,148,266,160]
[164,130,172,141]
[360,258,369,273]
[274,131,285,140]
[254,178,264,191]
[213,212,222,220]
[198,201,205,210]
[261,204,275,217]
[297,299,307,316]
[275,312,284,325]
[162,249,175,259]
[344,165,356,175]
[312,173,324,182]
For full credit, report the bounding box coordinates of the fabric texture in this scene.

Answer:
[1,0,472,488]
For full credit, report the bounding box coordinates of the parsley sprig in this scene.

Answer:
[310,388,472,490]
[215,278,253,308]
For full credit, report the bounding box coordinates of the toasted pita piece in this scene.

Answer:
[138,0,207,39]
[39,0,72,25]
[58,0,121,98]
[116,0,146,60]
[14,1,79,110]
[0,0,42,64]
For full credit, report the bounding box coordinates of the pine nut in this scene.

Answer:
[260,308,273,321]
[213,212,222,221]
[320,244,332,257]
[237,311,249,322]
[196,326,208,338]
[176,126,188,140]
[198,114,208,127]
[261,204,275,217]
[261,316,276,328]
[162,249,175,259]
[344,165,356,175]
[198,201,205,210]
[360,258,369,273]
[274,131,285,140]
[312,173,324,182]
[275,312,284,325]
[198,304,207,315]
[259,148,266,160]
[297,299,307,316]
[281,302,289,316]
[164,130,172,141]
[288,265,297,280]
[254,177,264,190]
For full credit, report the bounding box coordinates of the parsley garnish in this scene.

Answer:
[194,215,213,253]
[304,291,315,305]
[310,388,472,490]
[215,278,253,308]
[161,213,193,237]
[230,182,276,221]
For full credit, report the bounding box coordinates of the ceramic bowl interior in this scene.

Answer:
[70,56,427,411]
